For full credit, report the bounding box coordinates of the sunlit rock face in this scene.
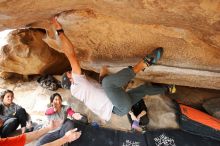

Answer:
[0,0,219,89]
[0,29,70,75]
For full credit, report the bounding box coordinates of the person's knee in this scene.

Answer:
[102,76,111,88]
[121,106,130,116]
[16,108,28,119]
[115,106,130,116]
[63,120,74,130]
[1,118,19,137]
[5,118,19,125]
[17,107,26,113]
[59,120,74,136]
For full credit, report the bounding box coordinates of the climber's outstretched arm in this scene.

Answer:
[52,18,81,75]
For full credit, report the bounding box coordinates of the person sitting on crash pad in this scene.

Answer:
[0,90,30,138]
[129,110,147,133]
[36,93,86,146]
[127,99,149,133]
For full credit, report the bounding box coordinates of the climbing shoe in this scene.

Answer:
[143,47,164,66]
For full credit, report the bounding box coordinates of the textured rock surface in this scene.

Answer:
[203,98,220,119]
[0,29,70,75]
[0,0,220,89]
[144,95,179,129]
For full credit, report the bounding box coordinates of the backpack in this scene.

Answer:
[37,75,61,91]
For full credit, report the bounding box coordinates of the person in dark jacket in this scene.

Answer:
[0,90,29,138]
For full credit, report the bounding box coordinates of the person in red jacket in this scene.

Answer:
[0,120,81,146]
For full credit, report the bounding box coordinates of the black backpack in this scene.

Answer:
[37,75,61,91]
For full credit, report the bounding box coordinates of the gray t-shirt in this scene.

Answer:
[71,73,113,121]
[46,105,70,132]
[47,105,69,122]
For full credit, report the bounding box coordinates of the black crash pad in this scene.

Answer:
[69,122,220,146]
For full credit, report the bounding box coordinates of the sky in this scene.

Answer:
[0,29,14,48]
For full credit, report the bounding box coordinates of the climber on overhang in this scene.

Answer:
[51,17,175,122]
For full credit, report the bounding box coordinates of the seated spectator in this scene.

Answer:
[0,90,29,138]
[36,93,86,146]
[127,99,149,133]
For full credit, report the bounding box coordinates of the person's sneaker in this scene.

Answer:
[143,47,164,66]
[167,84,176,94]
